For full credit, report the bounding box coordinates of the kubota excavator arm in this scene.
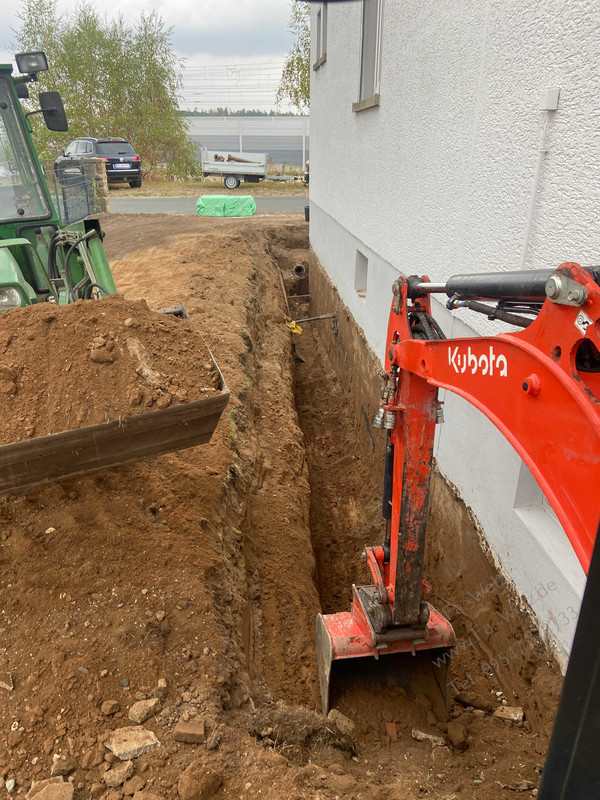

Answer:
[317,262,600,728]
[388,262,600,571]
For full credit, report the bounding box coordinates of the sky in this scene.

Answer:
[0,0,298,112]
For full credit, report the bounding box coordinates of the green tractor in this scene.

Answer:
[0,52,229,496]
[0,51,116,310]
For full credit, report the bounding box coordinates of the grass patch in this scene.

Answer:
[111,176,308,198]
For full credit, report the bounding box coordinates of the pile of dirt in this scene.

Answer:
[0,295,220,443]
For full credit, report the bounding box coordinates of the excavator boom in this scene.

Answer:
[317,262,600,717]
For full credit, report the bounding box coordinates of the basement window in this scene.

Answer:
[313,4,328,70]
[353,0,383,112]
[355,250,368,298]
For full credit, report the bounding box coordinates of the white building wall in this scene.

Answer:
[309,0,599,658]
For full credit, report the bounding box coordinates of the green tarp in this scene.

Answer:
[196,195,256,217]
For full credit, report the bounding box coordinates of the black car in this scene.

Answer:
[54,137,143,187]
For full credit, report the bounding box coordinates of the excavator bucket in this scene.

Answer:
[317,586,455,718]
[0,356,229,495]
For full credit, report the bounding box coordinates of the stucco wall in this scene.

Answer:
[309,0,597,658]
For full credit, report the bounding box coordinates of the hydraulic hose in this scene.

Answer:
[83,282,111,299]
[61,231,98,301]
[411,311,447,341]
[447,298,534,328]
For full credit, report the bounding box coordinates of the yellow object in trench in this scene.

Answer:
[285,319,303,335]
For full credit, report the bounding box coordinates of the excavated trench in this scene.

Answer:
[227,225,565,794]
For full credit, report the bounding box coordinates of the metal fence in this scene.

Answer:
[186,116,310,168]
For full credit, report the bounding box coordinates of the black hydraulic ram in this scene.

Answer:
[407,269,554,302]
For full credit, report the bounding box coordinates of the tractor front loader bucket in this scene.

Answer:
[317,585,455,719]
[0,357,229,495]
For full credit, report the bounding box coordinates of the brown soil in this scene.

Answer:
[0,212,561,800]
[0,296,220,443]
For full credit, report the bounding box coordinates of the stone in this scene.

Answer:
[123,776,146,795]
[128,699,160,725]
[7,730,22,748]
[431,746,452,765]
[493,706,524,723]
[327,709,355,737]
[26,777,74,800]
[447,721,469,750]
[81,746,105,770]
[204,733,221,751]
[104,760,135,787]
[173,718,206,744]
[385,722,398,742]
[177,759,223,800]
[257,750,286,769]
[89,349,114,364]
[501,781,536,792]
[102,701,120,716]
[105,727,161,761]
[0,672,13,691]
[411,729,445,747]
[100,790,123,800]
[455,691,496,713]
[133,793,163,800]
[50,756,77,777]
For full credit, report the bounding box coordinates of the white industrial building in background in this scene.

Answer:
[308,1,600,661]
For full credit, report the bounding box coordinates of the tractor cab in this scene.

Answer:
[0,53,115,310]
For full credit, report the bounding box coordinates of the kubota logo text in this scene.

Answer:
[448,345,508,377]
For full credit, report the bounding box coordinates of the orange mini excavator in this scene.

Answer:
[317,263,600,795]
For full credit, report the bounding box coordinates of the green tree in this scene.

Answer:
[276,2,310,113]
[13,0,196,177]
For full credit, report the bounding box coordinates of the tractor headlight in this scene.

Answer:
[0,287,24,310]
[15,52,48,74]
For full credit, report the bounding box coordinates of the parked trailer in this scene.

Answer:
[200,147,267,189]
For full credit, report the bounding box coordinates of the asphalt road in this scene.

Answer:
[109,196,307,215]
